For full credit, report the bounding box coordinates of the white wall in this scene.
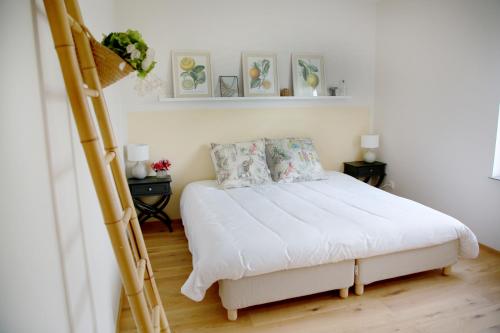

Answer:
[115,0,376,114]
[375,0,500,250]
[0,1,125,332]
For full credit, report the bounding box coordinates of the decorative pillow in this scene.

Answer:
[210,139,272,189]
[265,138,327,183]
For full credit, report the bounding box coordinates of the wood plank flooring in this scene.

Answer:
[118,221,500,333]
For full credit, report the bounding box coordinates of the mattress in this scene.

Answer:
[180,171,478,301]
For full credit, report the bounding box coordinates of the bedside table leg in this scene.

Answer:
[375,174,386,188]
[158,211,173,232]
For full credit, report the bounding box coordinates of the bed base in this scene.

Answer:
[218,259,355,321]
[354,240,459,295]
[219,240,459,320]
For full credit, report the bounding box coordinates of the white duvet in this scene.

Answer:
[180,171,479,301]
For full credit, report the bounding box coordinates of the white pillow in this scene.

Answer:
[210,139,272,189]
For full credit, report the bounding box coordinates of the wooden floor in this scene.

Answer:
[118,221,500,333]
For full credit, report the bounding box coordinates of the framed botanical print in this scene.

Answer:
[242,52,279,97]
[219,76,239,97]
[172,50,212,98]
[292,54,326,97]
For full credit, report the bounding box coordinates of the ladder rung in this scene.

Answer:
[122,207,132,226]
[84,88,99,97]
[136,258,146,289]
[152,305,160,333]
[104,151,116,164]
[66,14,83,34]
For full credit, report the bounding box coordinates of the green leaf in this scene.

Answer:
[139,61,156,76]
[189,71,198,82]
[302,66,309,81]
[192,65,205,73]
[307,63,318,72]
[298,59,306,67]
[262,60,270,76]
[126,30,143,43]
[253,62,261,71]
[195,71,206,84]
[250,78,261,88]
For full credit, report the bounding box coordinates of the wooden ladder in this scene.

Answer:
[43,0,170,332]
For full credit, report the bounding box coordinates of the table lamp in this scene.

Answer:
[127,144,149,179]
[361,135,379,163]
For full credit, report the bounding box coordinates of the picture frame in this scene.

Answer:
[172,50,212,98]
[291,53,326,97]
[241,52,279,97]
[219,76,239,97]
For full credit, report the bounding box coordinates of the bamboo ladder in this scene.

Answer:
[43,0,170,332]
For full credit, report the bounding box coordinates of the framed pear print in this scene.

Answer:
[242,52,279,97]
[172,50,213,98]
[292,53,326,97]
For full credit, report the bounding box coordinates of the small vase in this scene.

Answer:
[156,170,168,178]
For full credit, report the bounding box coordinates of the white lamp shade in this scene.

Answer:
[127,144,149,161]
[361,135,379,149]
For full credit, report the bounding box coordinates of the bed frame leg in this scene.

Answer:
[227,309,237,321]
[339,287,349,299]
[354,283,364,296]
[442,265,452,276]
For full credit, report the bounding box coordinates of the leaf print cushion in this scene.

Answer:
[210,139,272,189]
[265,138,327,183]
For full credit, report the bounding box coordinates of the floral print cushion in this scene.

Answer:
[265,138,327,183]
[210,139,272,188]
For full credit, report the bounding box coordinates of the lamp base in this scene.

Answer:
[131,161,148,179]
[363,150,376,163]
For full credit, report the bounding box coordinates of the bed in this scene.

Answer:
[180,171,479,320]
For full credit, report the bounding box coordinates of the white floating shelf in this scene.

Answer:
[158,96,352,103]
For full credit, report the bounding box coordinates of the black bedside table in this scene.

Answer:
[343,161,386,188]
[128,176,173,232]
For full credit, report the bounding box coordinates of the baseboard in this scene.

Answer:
[479,243,500,255]
[172,218,182,226]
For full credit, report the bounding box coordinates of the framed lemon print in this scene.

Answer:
[292,54,326,97]
[172,51,212,98]
[242,52,279,97]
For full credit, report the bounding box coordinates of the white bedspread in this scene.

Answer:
[180,171,479,301]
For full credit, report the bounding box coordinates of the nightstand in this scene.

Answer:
[128,176,173,232]
[343,161,386,188]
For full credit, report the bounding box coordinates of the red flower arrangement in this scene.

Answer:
[151,159,171,172]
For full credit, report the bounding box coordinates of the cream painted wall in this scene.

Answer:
[375,0,500,250]
[129,107,369,218]
[0,1,125,332]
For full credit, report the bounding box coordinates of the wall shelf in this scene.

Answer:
[158,96,352,103]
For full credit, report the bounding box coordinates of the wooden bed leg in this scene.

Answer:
[354,283,364,296]
[442,265,452,276]
[339,287,349,299]
[227,309,237,321]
